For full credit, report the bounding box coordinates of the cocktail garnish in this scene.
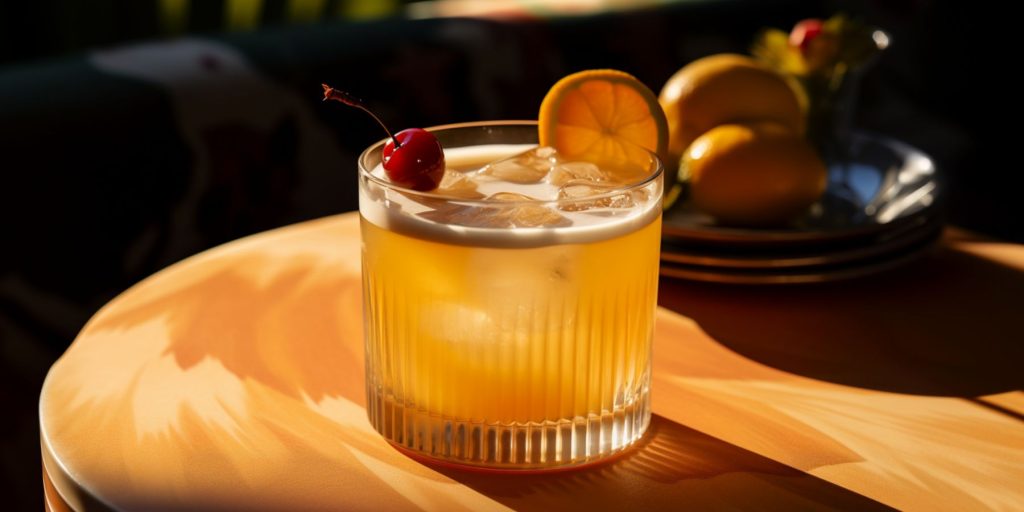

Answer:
[322,83,445,191]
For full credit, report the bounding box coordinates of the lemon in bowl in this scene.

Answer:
[659,54,806,166]
[681,121,826,226]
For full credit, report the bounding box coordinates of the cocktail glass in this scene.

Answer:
[359,121,662,470]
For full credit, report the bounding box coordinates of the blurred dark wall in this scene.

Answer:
[0,0,419,67]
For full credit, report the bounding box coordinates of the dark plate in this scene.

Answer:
[660,215,941,270]
[659,226,942,284]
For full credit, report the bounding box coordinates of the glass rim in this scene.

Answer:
[357,120,664,207]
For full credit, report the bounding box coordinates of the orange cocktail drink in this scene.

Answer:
[359,122,662,469]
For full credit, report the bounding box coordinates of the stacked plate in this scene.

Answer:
[660,132,943,284]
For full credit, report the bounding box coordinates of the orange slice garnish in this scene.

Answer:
[538,69,668,179]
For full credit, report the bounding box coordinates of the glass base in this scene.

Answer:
[367,391,651,470]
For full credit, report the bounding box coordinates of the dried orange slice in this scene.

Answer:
[539,69,668,180]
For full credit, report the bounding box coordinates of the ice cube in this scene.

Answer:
[402,170,484,211]
[557,179,638,212]
[518,146,559,167]
[548,161,608,186]
[479,147,560,184]
[420,192,569,228]
[488,192,535,202]
[437,170,484,199]
[484,192,570,227]
[420,302,495,345]
[466,248,578,335]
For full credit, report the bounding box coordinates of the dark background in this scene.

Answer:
[0,0,1002,509]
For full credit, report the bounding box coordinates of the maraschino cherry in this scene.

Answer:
[789,19,824,54]
[322,84,445,191]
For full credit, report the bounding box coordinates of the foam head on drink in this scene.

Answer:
[361,141,661,468]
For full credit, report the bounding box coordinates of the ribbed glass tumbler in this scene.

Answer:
[358,122,662,470]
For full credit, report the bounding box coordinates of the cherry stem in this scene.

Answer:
[321,83,401,148]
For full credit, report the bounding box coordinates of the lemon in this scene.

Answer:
[659,54,806,166]
[682,122,826,226]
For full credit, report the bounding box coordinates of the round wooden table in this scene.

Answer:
[40,212,1024,511]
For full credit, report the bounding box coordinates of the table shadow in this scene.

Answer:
[423,414,893,511]
[659,237,1024,397]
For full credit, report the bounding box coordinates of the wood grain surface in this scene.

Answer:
[40,213,1024,511]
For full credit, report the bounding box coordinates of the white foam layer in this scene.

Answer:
[360,144,661,248]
